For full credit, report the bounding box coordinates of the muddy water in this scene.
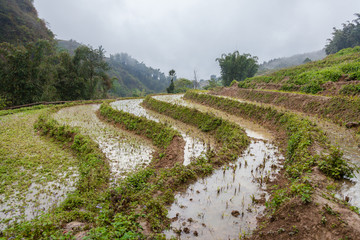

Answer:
[150,95,283,238]
[165,140,282,239]
[111,99,215,165]
[153,94,273,140]
[53,104,154,183]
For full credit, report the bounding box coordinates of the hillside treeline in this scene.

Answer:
[326,13,360,55]
[0,40,112,107]
[107,53,169,97]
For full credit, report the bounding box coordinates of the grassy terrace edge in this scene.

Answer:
[99,102,180,152]
[184,90,356,210]
[215,87,360,132]
[3,101,112,239]
[142,95,249,160]
[68,100,249,238]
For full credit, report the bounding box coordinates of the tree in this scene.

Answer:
[325,13,360,55]
[216,51,259,86]
[166,69,176,93]
[73,45,111,99]
[174,78,193,93]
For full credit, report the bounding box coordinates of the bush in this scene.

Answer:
[300,81,323,94]
[340,84,360,96]
[318,147,356,180]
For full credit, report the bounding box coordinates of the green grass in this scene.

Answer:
[242,46,360,94]
[142,96,249,157]
[0,109,78,226]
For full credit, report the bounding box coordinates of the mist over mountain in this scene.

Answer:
[57,39,169,97]
[0,0,53,44]
[259,49,326,73]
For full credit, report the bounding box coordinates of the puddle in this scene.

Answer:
[53,104,154,183]
[153,94,273,140]
[111,100,215,165]
[0,171,77,230]
[164,140,283,239]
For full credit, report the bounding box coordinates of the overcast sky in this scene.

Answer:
[34,0,360,80]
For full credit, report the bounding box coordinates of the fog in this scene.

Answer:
[34,0,360,79]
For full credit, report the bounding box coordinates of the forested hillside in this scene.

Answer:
[108,53,169,97]
[0,0,53,44]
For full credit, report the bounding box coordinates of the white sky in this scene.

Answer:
[34,0,360,80]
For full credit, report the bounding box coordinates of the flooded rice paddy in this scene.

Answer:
[0,111,78,229]
[53,104,154,183]
[149,95,283,239]
[153,94,273,140]
[111,99,215,165]
[165,139,282,239]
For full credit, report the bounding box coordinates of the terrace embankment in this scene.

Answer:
[184,90,360,239]
[110,99,215,166]
[53,104,155,183]
[212,85,360,135]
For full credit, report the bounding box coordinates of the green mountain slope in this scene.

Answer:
[0,0,53,44]
[57,40,169,97]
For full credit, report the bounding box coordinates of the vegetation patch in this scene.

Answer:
[184,90,355,210]
[3,103,111,238]
[214,87,360,131]
[242,47,360,94]
[142,96,249,158]
[99,102,179,151]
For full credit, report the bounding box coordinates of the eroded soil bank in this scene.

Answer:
[199,89,360,240]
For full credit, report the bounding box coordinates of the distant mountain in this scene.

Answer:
[57,40,169,97]
[258,49,326,73]
[0,0,54,44]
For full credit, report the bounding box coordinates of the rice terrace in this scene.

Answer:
[1,0,360,239]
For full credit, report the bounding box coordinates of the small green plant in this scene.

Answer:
[318,147,356,180]
[290,183,313,203]
[340,84,360,96]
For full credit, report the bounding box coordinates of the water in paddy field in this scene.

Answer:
[149,95,283,238]
[53,104,154,183]
[164,140,283,239]
[153,94,273,140]
[111,99,215,165]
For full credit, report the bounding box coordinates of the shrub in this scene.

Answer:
[340,84,360,96]
[318,147,356,180]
